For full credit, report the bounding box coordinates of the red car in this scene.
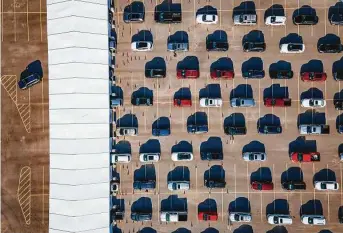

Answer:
[291,152,320,163]
[173,98,192,107]
[251,181,274,191]
[264,98,292,107]
[198,211,218,221]
[177,69,199,79]
[301,72,327,82]
[210,69,234,79]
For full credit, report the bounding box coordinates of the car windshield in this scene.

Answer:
[129,13,141,20]
[274,217,278,224]
[321,183,327,189]
[308,217,313,224]
[178,153,190,160]
[138,42,148,48]
[271,16,276,23]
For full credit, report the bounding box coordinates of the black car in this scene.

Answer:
[123,1,145,23]
[293,14,318,25]
[339,206,343,223]
[318,43,343,53]
[145,68,166,78]
[281,181,306,190]
[131,212,152,221]
[133,180,156,190]
[330,13,343,25]
[224,126,247,135]
[242,70,265,79]
[269,69,294,79]
[335,100,343,110]
[333,69,343,81]
[200,151,223,161]
[258,125,282,134]
[131,96,153,106]
[206,39,229,51]
[205,179,226,188]
[154,11,182,23]
[243,42,266,52]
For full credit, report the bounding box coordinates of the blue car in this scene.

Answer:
[152,127,170,136]
[187,124,208,134]
[18,70,42,90]
[257,125,282,134]
[133,180,156,190]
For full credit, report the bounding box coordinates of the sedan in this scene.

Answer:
[139,153,160,163]
[168,181,190,191]
[317,43,343,53]
[131,41,153,51]
[199,98,222,107]
[267,214,293,225]
[301,215,326,225]
[251,181,274,190]
[229,212,252,223]
[301,98,326,108]
[265,16,286,25]
[230,98,255,107]
[280,43,305,53]
[116,127,138,136]
[171,152,194,161]
[242,152,267,161]
[196,13,218,24]
[314,181,339,191]
[301,72,327,82]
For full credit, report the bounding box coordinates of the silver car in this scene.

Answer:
[242,152,267,161]
[167,181,190,191]
[230,98,255,107]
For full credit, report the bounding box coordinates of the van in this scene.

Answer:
[111,153,131,163]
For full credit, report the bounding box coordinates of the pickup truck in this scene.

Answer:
[299,124,330,135]
[154,11,182,23]
[160,211,187,222]
[233,14,257,25]
[291,152,320,163]
[264,98,292,107]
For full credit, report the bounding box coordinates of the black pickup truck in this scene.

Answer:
[154,11,182,23]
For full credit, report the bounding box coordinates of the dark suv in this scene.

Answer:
[281,181,306,190]
[145,68,166,78]
[131,212,152,221]
[242,70,265,79]
[200,150,223,161]
[258,125,282,134]
[243,42,266,52]
[335,100,343,110]
[269,69,294,79]
[131,96,153,106]
[293,14,318,25]
[205,179,226,188]
[224,126,247,135]
[334,69,343,81]
[206,38,229,51]
[318,43,343,53]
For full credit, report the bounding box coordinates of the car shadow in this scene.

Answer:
[131,197,152,213]
[318,34,341,47]
[230,84,253,99]
[263,84,289,99]
[266,199,290,215]
[177,56,199,70]
[338,114,343,130]
[334,89,343,103]
[201,228,219,233]
[332,56,343,74]
[145,57,166,71]
[134,164,156,181]
[281,167,304,183]
[293,5,317,18]
[204,165,225,181]
[257,114,281,126]
[210,57,234,70]
[131,87,153,100]
[233,1,256,16]
[155,0,181,12]
[167,166,190,181]
[300,59,324,73]
[124,1,145,15]
[266,226,288,233]
[199,84,221,98]
[139,139,161,154]
[206,30,228,42]
[250,167,272,183]
[313,169,336,183]
[242,30,265,44]
[111,197,125,210]
[279,33,303,46]
[242,140,265,153]
[172,228,191,233]
[174,87,192,99]
[328,2,343,20]
[264,4,285,19]
[112,226,123,233]
[196,5,218,16]
[160,195,187,212]
[300,199,323,216]
[171,140,193,153]
[198,198,217,212]
[116,114,138,127]
[114,140,131,154]
[229,197,251,213]
[297,110,326,126]
[111,86,123,99]
[241,57,263,73]
[233,225,254,233]
[168,31,189,43]
[187,112,208,126]
[152,116,170,130]
[138,228,157,233]
[269,60,292,73]
[300,88,324,100]
[200,137,223,153]
[26,60,43,77]
[339,143,343,154]
[131,30,153,43]
[288,136,317,155]
[224,113,246,127]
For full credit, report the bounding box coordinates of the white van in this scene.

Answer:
[111,153,131,163]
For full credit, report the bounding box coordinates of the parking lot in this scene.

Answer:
[114,0,343,232]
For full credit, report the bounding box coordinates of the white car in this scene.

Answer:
[171,152,193,161]
[111,153,131,163]
[301,98,326,108]
[280,43,305,53]
[301,215,326,225]
[116,127,137,136]
[314,181,339,190]
[139,153,160,163]
[265,16,287,25]
[230,98,255,107]
[267,214,293,225]
[168,181,190,191]
[229,212,252,222]
[242,152,267,161]
[340,152,343,161]
[196,13,218,24]
[131,41,153,51]
[199,98,222,107]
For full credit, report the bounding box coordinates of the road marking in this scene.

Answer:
[42,166,45,224]
[1,0,3,41]
[26,0,29,41]
[41,77,44,132]
[260,193,263,222]
[13,0,16,41]
[17,166,31,225]
[327,192,330,220]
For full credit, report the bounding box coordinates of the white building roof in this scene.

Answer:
[47,0,110,232]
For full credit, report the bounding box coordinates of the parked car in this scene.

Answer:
[187,124,208,134]
[269,69,294,79]
[233,14,257,25]
[110,96,123,108]
[291,152,320,163]
[293,14,318,25]
[145,68,166,78]
[205,179,226,188]
[229,212,252,222]
[210,69,234,79]
[110,179,119,195]
[265,16,286,25]
[339,206,343,223]
[167,181,190,191]
[318,43,343,53]
[131,96,153,106]
[280,43,305,53]
[301,215,326,225]
[167,42,189,52]
[173,98,192,107]
[200,98,222,107]
[133,180,156,190]
[200,150,223,161]
[301,72,327,81]
[334,100,343,110]
[267,214,293,225]
[111,153,132,163]
[198,211,218,221]
[333,69,343,81]
[337,124,343,134]
[257,125,282,134]
[282,181,306,190]
[251,181,274,190]
[131,212,152,222]
[18,70,42,90]
[152,127,170,136]
[139,153,160,162]
[224,126,247,135]
[131,41,153,51]
[206,38,229,51]
[171,152,193,161]
[154,11,182,23]
[330,13,343,25]
[230,98,255,107]
[177,69,199,79]
[264,98,292,107]
[242,152,267,161]
[242,70,265,79]
[243,42,266,52]
[116,127,138,136]
[314,181,339,191]
[196,13,218,24]
[301,98,326,108]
